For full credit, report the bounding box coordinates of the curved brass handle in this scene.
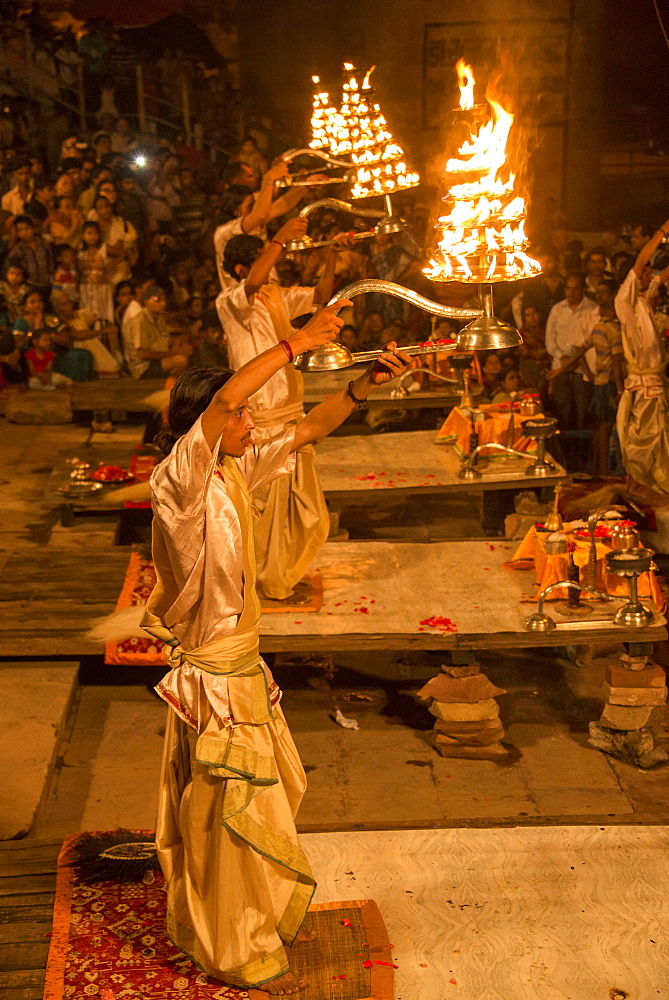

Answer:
[328,279,483,319]
[298,198,385,220]
[280,147,355,168]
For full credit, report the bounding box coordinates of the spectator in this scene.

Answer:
[0,327,28,388]
[25,179,56,227]
[123,285,191,380]
[545,271,598,429]
[491,367,521,404]
[166,258,192,310]
[93,132,112,164]
[0,263,29,322]
[13,289,57,339]
[50,286,120,377]
[548,277,624,476]
[480,352,503,400]
[6,215,53,296]
[233,136,268,184]
[54,172,75,199]
[89,194,136,285]
[78,221,114,322]
[518,303,550,391]
[173,167,206,244]
[584,247,612,298]
[52,244,78,301]
[1,158,32,218]
[115,168,148,244]
[113,279,136,329]
[25,329,72,390]
[187,307,228,368]
[44,194,83,246]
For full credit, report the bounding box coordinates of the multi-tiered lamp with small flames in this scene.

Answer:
[299,64,420,240]
[294,59,540,371]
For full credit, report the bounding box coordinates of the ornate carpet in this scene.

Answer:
[45,832,393,1000]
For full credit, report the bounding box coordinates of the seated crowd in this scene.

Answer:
[0,98,668,477]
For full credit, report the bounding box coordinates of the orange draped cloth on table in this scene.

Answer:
[509,521,664,606]
[436,404,539,457]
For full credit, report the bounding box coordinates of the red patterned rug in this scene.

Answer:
[105,552,323,666]
[45,832,393,1000]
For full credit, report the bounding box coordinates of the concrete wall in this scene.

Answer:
[237,0,605,230]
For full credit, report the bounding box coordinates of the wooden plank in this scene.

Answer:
[0,551,129,603]
[0,923,51,946]
[0,969,46,989]
[0,986,44,1000]
[0,875,57,898]
[0,940,50,973]
[0,902,55,925]
[0,845,59,878]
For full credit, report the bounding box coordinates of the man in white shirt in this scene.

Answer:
[545,271,599,429]
[1,159,32,218]
[214,160,329,290]
[216,218,351,600]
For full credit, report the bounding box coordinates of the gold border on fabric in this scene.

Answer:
[196,733,279,785]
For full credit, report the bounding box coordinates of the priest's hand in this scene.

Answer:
[274,217,307,246]
[366,341,411,385]
[291,301,353,353]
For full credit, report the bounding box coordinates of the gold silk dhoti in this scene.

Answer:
[617,360,669,495]
[251,285,329,601]
[144,456,315,988]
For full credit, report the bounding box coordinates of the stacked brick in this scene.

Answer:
[417,660,508,761]
[588,653,668,768]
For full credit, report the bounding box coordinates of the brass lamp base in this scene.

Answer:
[614,603,655,627]
[524,458,556,477]
[524,612,557,632]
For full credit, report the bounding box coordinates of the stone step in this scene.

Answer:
[0,662,79,840]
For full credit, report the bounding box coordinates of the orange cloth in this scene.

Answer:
[436,404,539,457]
[509,521,664,607]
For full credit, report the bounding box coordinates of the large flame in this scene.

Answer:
[456,59,475,111]
[425,61,541,283]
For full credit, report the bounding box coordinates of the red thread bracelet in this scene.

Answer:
[270,239,284,249]
[279,339,294,362]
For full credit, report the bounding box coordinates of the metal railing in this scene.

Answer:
[0,27,236,161]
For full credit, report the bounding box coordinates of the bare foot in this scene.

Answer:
[294,927,317,944]
[249,971,307,995]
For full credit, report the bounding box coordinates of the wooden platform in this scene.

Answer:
[0,839,59,1000]
[1,541,662,658]
[70,378,165,413]
[302,366,475,410]
[316,430,566,501]
[258,540,666,652]
[67,371,468,416]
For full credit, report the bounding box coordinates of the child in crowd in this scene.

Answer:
[24,329,72,390]
[187,307,228,368]
[78,221,114,321]
[52,244,79,301]
[0,328,29,388]
[0,264,30,323]
[44,194,83,246]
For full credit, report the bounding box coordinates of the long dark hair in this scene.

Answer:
[154,366,233,455]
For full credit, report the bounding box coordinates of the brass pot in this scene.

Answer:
[610,524,640,550]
